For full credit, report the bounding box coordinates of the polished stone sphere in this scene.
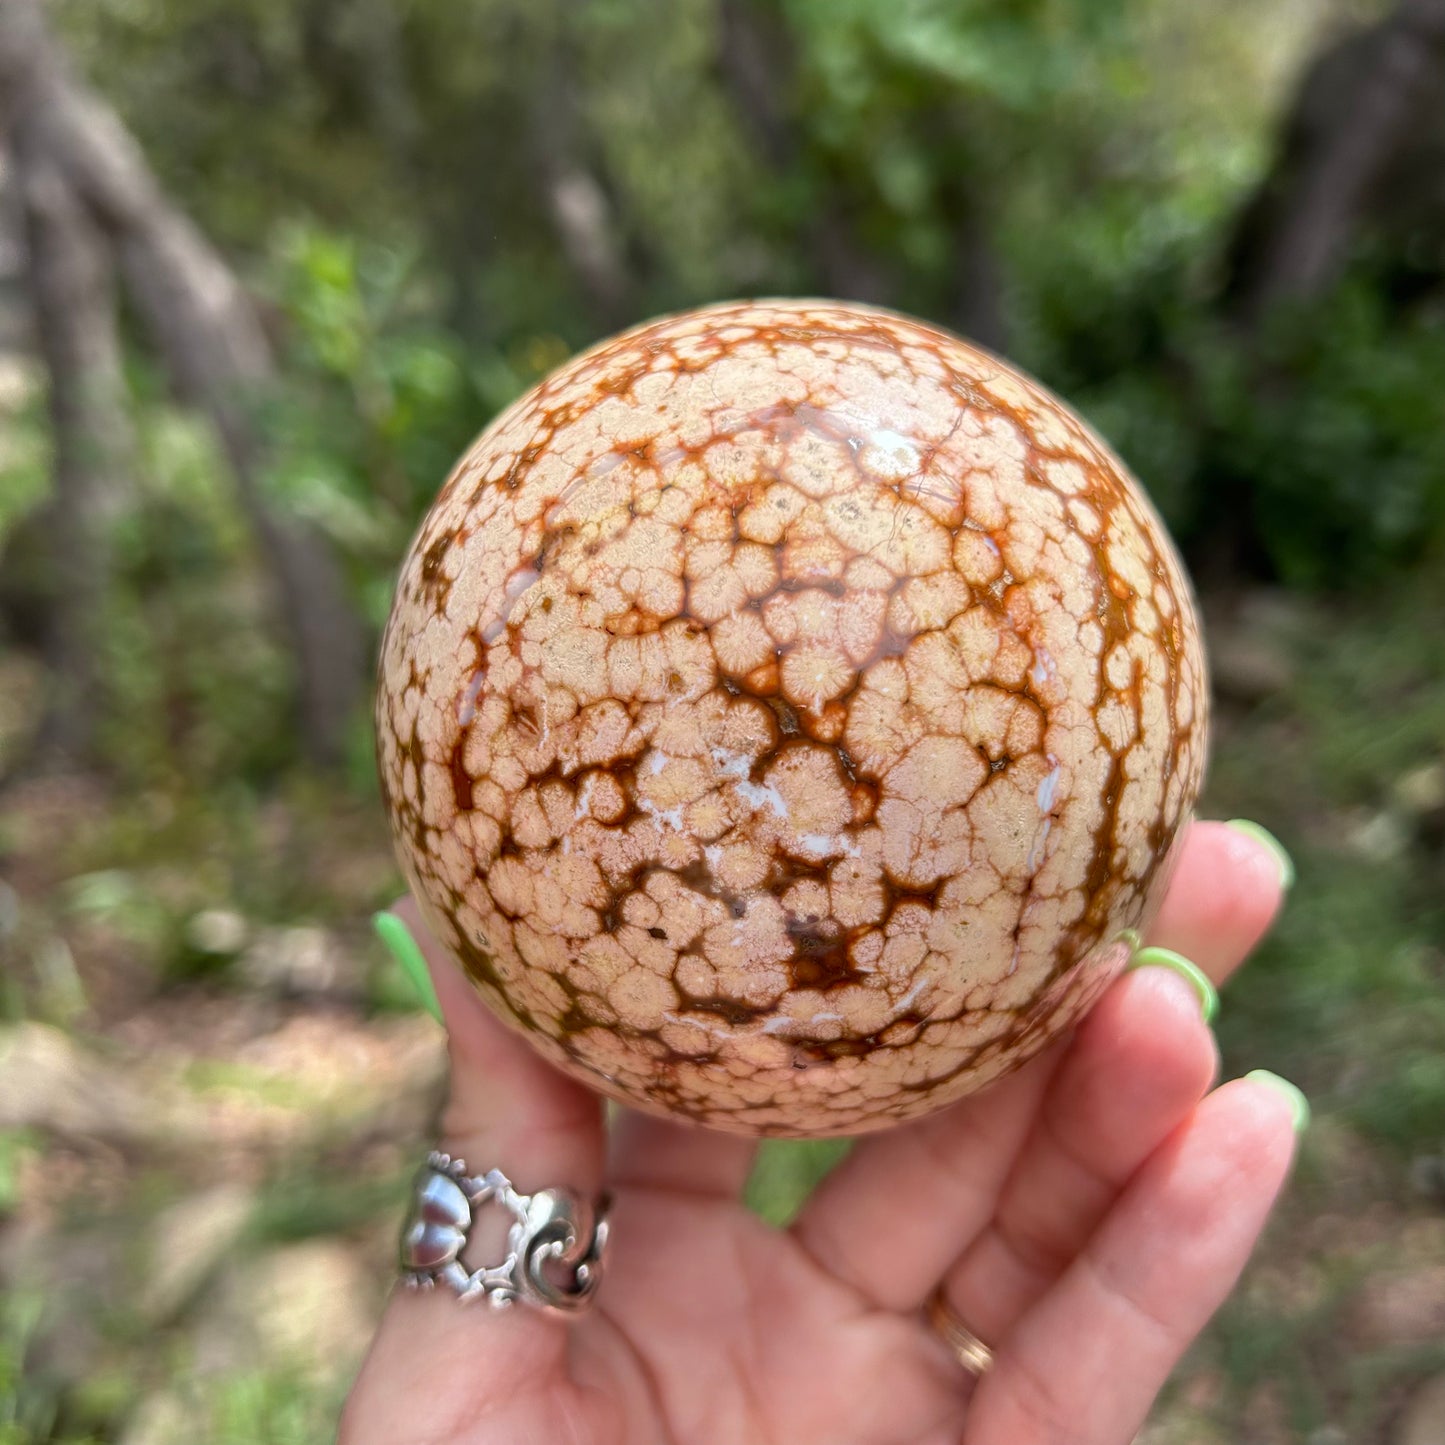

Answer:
[376,300,1208,1137]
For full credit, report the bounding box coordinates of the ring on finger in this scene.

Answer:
[399,1151,610,1315]
[926,1286,995,1376]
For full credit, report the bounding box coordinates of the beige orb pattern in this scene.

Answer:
[376,300,1208,1137]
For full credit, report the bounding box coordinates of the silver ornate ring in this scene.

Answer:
[400,1152,610,1315]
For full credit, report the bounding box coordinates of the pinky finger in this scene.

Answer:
[964,1076,1304,1445]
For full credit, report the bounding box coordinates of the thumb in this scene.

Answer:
[341,896,605,1443]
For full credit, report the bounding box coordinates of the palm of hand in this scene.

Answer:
[343,822,1298,1445]
[534,1190,971,1445]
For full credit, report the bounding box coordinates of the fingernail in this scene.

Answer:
[373,911,443,1024]
[1127,946,1219,1024]
[1226,819,1295,891]
[1245,1069,1311,1133]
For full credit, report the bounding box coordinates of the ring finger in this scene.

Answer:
[935,959,1217,1345]
[933,819,1288,1342]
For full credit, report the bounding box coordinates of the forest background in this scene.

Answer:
[2,2,1445,1441]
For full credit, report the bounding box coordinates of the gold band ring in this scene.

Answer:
[926,1287,995,1377]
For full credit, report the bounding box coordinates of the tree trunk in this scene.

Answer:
[716,0,894,304]
[1228,0,1445,320]
[531,11,632,327]
[10,134,133,762]
[117,228,367,767]
[0,0,366,765]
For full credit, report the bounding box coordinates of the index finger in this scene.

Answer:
[1144,819,1292,984]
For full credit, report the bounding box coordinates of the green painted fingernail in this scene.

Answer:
[1226,819,1295,891]
[1246,1069,1311,1133]
[373,911,443,1024]
[1127,946,1219,1024]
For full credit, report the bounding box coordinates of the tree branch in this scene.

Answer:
[715,0,894,304]
[9,128,133,762]
[531,8,631,325]
[0,0,365,765]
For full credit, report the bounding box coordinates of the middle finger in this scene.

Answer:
[787,818,1283,1314]
[934,959,1217,1345]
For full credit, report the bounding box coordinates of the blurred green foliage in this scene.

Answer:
[0,0,1433,793]
[1207,569,1445,1153]
[2,4,1444,1439]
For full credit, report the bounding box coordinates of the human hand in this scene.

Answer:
[341,818,1302,1445]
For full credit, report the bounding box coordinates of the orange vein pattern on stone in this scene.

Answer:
[376,300,1208,1137]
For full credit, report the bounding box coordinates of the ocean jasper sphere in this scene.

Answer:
[376,300,1208,1137]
